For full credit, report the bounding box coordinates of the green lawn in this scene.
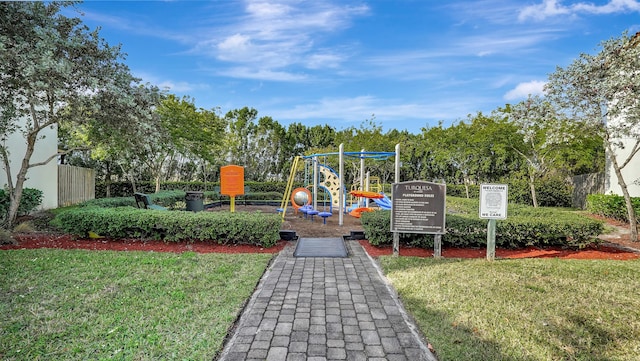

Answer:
[0,249,272,360]
[379,256,640,361]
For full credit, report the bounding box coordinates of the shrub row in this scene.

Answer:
[0,188,43,221]
[82,190,285,210]
[586,194,640,222]
[446,177,572,207]
[361,197,603,249]
[98,178,573,207]
[51,206,281,247]
[96,181,292,198]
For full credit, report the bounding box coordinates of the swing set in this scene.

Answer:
[278,144,401,226]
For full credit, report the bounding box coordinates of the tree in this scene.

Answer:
[546,31,640,241]
[156,94,225,186]
[0,2,147,227]
[497,96,572,207]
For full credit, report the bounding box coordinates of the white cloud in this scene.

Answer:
[220,67,308,82]
[134,71,210,93]
[519,0,640,21]
[504,80,546,100]
[269,96,484,126]
[194,0,369,80]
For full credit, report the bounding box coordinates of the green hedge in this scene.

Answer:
[586,194,640,222]
[446,178,572,208]
[0,188,43,222]
[361,197,603,249]
[79,190,186,209]
[96,181,290,198]
[51,206,281,247]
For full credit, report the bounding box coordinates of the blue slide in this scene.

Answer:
[372,194,392,210]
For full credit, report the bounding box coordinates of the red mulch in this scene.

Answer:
[2,233,286,254]
[2,206,638,260]
[358,240,639,260]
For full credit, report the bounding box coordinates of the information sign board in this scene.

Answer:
[220,165,245,197]
[391,181,446,234]
[479,184,508,219]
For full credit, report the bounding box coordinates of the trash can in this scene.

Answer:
[185,191,204,212]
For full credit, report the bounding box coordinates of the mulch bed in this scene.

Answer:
[3,233,286,254]
[358,240,640,260]
[2,206,638,260]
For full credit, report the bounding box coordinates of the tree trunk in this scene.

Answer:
[105,162,112,198]
[529,170,538,208]
[608,148,639,241]
[463,175,470,199]
[5,130,38,228]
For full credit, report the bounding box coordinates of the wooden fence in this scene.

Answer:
[571,172,605,209]
[58,165,95,207]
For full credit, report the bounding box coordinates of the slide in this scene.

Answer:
[372,194,392,210]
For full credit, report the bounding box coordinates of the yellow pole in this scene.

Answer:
[231,196,236,213]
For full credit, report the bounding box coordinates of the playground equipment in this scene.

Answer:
[280,144,400,226]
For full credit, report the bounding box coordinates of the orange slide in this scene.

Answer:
[349,207,375,218]
[349,190,384,199]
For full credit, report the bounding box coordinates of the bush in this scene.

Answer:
[96,181,290,198]
[586,194,640,222]
[444,178,572,208]
[51,206,281,247]
[360,197,603,250]
[508,177,573,208]
[79,190,186,209]
[0,188,44,222]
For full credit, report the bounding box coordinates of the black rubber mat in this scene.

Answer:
[293,237,348,258]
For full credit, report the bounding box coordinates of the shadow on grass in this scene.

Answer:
[402,298,538,361]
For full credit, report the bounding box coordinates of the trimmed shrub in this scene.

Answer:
[51,206,281,247]
[444,178,572,207]
[360,197,603,250]
[508,177,573,208]
[96,181,290,198]
[0,188,44,221]
[586,194,640,222]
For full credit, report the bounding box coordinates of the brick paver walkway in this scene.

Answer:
[216,239,437,361]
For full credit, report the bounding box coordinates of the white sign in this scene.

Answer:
[479,184,508,219]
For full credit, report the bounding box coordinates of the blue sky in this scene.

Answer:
[74,0,640,134]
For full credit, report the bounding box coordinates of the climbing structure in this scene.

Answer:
[317,164,342,209]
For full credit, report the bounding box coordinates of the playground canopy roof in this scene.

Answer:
[302,151,395,160]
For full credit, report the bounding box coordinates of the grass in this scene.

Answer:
[379,256,640,361]
[0,249,272,360]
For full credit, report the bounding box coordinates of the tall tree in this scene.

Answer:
[224,107,258,178]
[156,94,225,186]
[546,31,640,241]
[254,116,286,181]
[0,2,148,227]
[498,96,572,207]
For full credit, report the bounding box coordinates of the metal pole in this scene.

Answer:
[313,156,318,210]
[365,172,370,208]
[487,219,496,261]
[339,143,344,226]
[360,148,365,208]
[393,143,400,256]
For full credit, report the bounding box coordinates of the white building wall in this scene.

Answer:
[1,124,58,210]
[606,137,640,197]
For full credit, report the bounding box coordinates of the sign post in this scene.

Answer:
[220,165,245,213]
[391,181,446,257]
[479,184,508,261]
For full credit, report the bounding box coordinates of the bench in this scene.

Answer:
[134,192,168,210]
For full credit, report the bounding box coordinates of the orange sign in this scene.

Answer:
[220,165,245,197]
